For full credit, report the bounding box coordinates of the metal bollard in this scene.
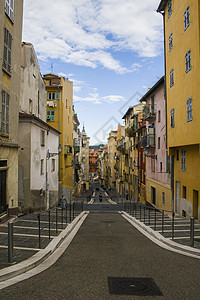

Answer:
[69,201,72,223]
[37,214,41,249]
[140,205,141,221]
[65,203,68,225]
[56,207,58,234]
[8,221,13,263]
[162,210,164,234]
[148,207,150,226]
[171,211,175,239]
[48,209,51,239]
[190,217,194,247]
[61,206,64,229]
[82,201,83,212]
[154,209,156,230]
[73,202,75,219]
[144,206,146,224]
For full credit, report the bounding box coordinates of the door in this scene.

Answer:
[175,181,180,214]
[0,171,6,213]
[151,186,156,205]
[193,190,199,219]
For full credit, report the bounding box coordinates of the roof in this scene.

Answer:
[19,112,61,134]
[139,76,164,103]
[157,0,168,12]
[122,106,133,119]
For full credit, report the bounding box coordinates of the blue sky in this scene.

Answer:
[23,0,164,145]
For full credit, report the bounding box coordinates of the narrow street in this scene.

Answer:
[0,187,200,299]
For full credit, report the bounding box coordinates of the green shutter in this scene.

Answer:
[55,91,60,100]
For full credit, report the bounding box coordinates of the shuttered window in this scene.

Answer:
[3,28,12,73]
[47,110,55,121]
[5,0,14,22]
[1,91,9,134]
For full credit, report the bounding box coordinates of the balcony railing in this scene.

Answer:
[125,125,137,137]
[143,104,156,121]
[141,134,155,148]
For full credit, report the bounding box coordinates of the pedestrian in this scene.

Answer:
[60,194,66,208]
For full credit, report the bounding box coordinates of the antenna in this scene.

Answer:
[50,63,54,73]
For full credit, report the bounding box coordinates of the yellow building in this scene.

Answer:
[116,124,125,195]
[0,0,23,215]
[157,0,200,220]
[107,131,117,189]
[43,74,73,202]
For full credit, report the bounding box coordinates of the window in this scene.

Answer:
[181,150,186,171]
[158,110,161,122]
[5,0,14,22]
[160,161,162,172]
[183,186,187,198]
[187,98,192,122]
[48,92,55,100]
[170,69,174,87]
[40,159,44,175]
[162,192,165,205]
[51,159,55,172]
[41,130,45,146]
[185,50,191,73]
[170,108,175,128]
[3,28,12,73]
[166,150,170,173]
[168,0,172,18]
[47,110,55,121]
[151,95,155,113]
[158,137,160,149]
[1,91,9,134]
[29,99,32,113]
[184,6,190,30]
[169,33,173,51]
[176,150,179,161]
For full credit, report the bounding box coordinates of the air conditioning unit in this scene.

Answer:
[47,101,54,107]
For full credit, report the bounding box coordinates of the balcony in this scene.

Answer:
[143,104,156,122]
[117,140,125,151]
[74,146,80,154]
[125,125,137,137]
[141,134,155,148]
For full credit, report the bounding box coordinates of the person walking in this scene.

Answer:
[60,194,66,208]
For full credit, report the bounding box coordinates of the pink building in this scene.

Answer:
[141,76,172,211]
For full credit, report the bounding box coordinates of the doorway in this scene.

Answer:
[193,190,199,219]
[151,186,156,205]
[0,170,6,213]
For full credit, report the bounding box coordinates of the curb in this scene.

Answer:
[0,211,88,283]
[121,211,200,259]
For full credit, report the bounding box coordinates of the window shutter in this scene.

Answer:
[55,91,60,100]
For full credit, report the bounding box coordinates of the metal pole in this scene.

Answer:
[154,209,156,230]
[66,203,68,225]
[8,221,13,263]
[148,207,150,226]
[190,217,194,247]
[162,210,164,234]
[37,214,41,249]
[48,209,50,239]
[73,202,75,219]
[69,201,72,222]
[56,207,58,234]
[62,206,64,229]
[144,206,146,224]
[140,205,141,221]
[172,211,175,239]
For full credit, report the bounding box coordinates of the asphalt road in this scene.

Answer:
[1,212,200,300]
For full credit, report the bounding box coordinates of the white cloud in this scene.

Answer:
[74,92,126,104]
[23,0,163,73]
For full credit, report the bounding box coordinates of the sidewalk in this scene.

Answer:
[0,203,83,271]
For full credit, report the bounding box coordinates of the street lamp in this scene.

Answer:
[46,143,62,210]
[47,144,62,159]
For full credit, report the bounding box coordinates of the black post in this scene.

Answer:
[190,217,194,247]
[73,202,75,219]
[48,209,51,239]
[37,213,41,249]
[65,203,68,225]
[82,201,83,212]
[56,207,58,234]
[140,204,141,221]
[162,210,164,234]
[148,207,150,226]
[69,201,72,223]
[172,211,175,239]
[61,206,64,229]
[144,206,146,224]
[8,221,13,263]
[154,209,156,230]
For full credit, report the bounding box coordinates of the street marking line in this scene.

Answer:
[0,245,40,251]
[0,232,52,238]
